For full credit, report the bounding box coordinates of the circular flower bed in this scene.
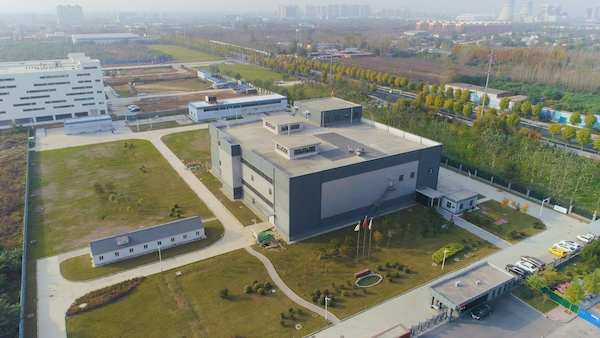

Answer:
[355,273,383,288]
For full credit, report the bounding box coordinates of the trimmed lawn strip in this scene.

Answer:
[462,200,544,243]
[132,121,181,133]
[146,44,224,62]
[162,130,259,226]
[196,64,296,82]
[260,205,498,319]
[512,286,558,313]
[60,220,224,281]
[28,139,213,258]
[66,249,322,337]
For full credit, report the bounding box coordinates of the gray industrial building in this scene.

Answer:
[209,97,442,242]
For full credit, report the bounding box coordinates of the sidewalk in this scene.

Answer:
[437,207,512,249]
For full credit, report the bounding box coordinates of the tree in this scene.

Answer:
[499,97,510,111]
[462,103,473,117]
[425,93,436,106]
[562,126,577,144]
[0,298,20,338]
[521,101,532,115]
[594,136,600,155]
[564,281,584,306]
[219,288,229,299]
[321,70,327,79]
[444,99,454,110]
[93,182,105,194]
[507,112,520,127]
[431,84,439,95]
[525,274,547,293]
[576,129,592,150]
[581,241,600,270]
[543,266,559,287]
[512,101,522,114]
[445,87,454,99]
[569,112,582,127]
[548,123,563,139]
[532,104,542,121]
[416,92,426,104]
[460,90,471,102]
[584,114,598,129]
[583,269,600,294]
[386,229,395,248]
[434,95,445,108]
[454,89,462,101]
[373,231,384,250]
[479,94,490,106]
[453,101,463,114]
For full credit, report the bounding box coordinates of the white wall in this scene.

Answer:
[91,228,206,267]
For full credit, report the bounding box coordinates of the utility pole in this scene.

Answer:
[441,249,450,275]
[478,47,494,117]
[158,244,163,274]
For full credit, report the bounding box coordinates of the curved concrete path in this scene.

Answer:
[244,246,341,324]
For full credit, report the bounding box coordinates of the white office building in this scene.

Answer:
[189,94,287,121]
[0,53,107,128]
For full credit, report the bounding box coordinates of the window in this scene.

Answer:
[252,198,256,204]
[14,102,36,107]
[171,237,175,242]
[290,124,300,130]
[293,146,316,156]
[143,244,148,249]
[399,175,404,182]
[276,144,288,154]
[183,234,188,239]
[344,114,349,119]
[114,252,120,257]
[157,241,162,245]
[353,112,358,118]
[269,188,272,195]
[196,231,200,235]
[459,203,464,210]
[428,168,433,174]
[281,125,289,132]
[446,202,452,208]
[410,172,415,179]
[334,115,340,121]
[77,73,91,77]
[469,200,473,206]
[129,248,134,253]
[324,116,330,122]
[251,175,254,181]
[99,256,104,261]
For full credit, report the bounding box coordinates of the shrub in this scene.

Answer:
[514,203,521,212]
[257,288,265,295]
[533,221,546,230]
[67,278,144,316]
[385,262,391,268]
[397,264,405,270]
[376,265,383,271]
[253,283,261,291]
[342,290,349,297]
[173,203,179,209]
[385,272,391,277]
[263,281,271,288]
[253,280,258,284]
[315,289,321,297]
[311,295,319,303]
[244,285,252,294]
[403,267,410,273]
[489,213,501,221]
[392,272,400,278]
[393,262,400,268]
[280,320,285,327]
[506,230,519,239]
[522,203,530,213]
[297,309,303,315]
[219,288,229,299]
[501,197,510,207]
[323,288,329,295]
[92,182,105,194]
[388,277,393,282]
[431,243,465,264]
[288,307,294,313]
[351,291,357,296]
[280,312,285,319]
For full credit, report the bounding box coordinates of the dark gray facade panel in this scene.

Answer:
[287,173,322,240]
[415,145,442,189]
[233,187,243,199]
[231,144,241,156]
[323,108,357,127]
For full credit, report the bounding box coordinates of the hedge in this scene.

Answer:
[432,243,464,264]
[67,277,144,316]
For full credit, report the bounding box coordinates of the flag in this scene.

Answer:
[331,91,334,96]
[362,215,368,228]
[354,222,360,232]
[368,218,373,231]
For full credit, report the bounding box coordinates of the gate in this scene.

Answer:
[541,287,580,313]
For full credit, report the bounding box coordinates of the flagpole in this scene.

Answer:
[368,218,373,261]
[362,219,368,257]
[356,223,360,263]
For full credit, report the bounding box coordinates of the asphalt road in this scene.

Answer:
[423,295,562,338]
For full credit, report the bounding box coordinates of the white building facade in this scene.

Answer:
[71,33,140,44]
[89,217,206,267]
[0,53,107,128]
[188,94,287,121]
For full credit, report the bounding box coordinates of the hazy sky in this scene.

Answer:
[1,0,596,15]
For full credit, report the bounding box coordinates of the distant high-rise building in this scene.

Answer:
[56,5,83,26]
[304,5,317,18]
[279,5,298,19]
[520,0,533,16]
[497,0,515,21]
[594,7,600,20]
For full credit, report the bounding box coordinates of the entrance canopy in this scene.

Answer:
[416,187,445,199]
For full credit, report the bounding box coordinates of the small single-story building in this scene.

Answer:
[441,189,478,214]
[89,216,206,267]
[293,97,362,127]
[429,262,516,321]
[64,115,113,135]
[188,94,287,121]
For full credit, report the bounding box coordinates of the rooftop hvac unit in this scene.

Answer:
[476,280,481,285]
[455,281,461,287]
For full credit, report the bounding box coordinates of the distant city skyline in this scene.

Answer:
[0,0,596,16]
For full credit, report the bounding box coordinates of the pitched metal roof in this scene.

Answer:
[89,217,204,256]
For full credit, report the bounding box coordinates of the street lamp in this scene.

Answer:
[441,249,451,275]
[324,296,331,326]
[539,197,551,219]
[158,244,163,274]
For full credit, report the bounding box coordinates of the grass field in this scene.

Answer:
[112,84,134,98]
[147,44,223,63]
[512,286,558,313]
[60,220,224,281]
[28,139,214,259]
[162,130,260,226]
[260,205,498,319]
[197,64,296,82]
[66,249,322,337]
[463,200,545,243]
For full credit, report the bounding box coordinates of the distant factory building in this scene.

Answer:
[188,94,287,121]
[71,33,140,45]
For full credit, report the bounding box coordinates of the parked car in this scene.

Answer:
[559,240,581,251]
[471,304,492,320]
[516,260,538,274]
[130,107,141,112]
[520,256,546,270]
[505,264,529,278]
[137,93,147,97]
[549,246,567,257]
[577,234,595,243]
[110,107,116,111]
[553,242,576,254]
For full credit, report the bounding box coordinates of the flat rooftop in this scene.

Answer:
[0,53,93,75]
[220,113,440,177]
[190,93,285,109]
[72,33,139,39]
[430,262,514,306]
[295,97,361,112]
[447,82,512,96]
[263,114,300,125]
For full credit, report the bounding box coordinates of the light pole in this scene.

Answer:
[539,197,551,219]
[324,296,331,326]
[441,249,450,275]
[158,244,163,274]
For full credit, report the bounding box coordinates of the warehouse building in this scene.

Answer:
[189,94,287,121]
[0,53,107,129]
[210,97,442,242]
[89,217,206,267]
[429,262,516,321]
[71,33,140,44]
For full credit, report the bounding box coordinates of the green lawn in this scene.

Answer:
[28,139,214,259]
[112,84,133,98]
[512,286,559,313]
[162,130,260,226]
[60,220,224,281]
[147,44,223,62]
[66,249,322,337]
[197,64,296,82]
[462,200,545,243]
[260,205,498,319]
[131,121,181,133]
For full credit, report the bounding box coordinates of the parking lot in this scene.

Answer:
[423,295,563,338]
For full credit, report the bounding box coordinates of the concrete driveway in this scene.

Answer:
[423,295,562,338]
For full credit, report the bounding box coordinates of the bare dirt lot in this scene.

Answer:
[121,67,179,76]
[135,91,254,112]
[339,57,484,84]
